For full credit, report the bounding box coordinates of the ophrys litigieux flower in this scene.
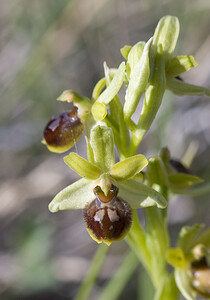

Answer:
[49,124,167,245]
[166,224,210,299]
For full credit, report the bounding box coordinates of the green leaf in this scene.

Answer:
[169,173,203,190]
[124,38,151,122]
[178,224,204,254]
[167,77,210,96]
[166,55,198,76]
[90,125,115,172]
[153,15,180,57]
[175,269,196,300]
[110,154,148,181]
[117,179,167,208]
[120,45,132,59]
[48,178,96,212]
[64,152,102,180]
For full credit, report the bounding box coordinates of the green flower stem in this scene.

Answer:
[145,206,169,288]
[154,274,179,300]
[98,251,138,300]
[126,210,153,278]
[74,244,109,300]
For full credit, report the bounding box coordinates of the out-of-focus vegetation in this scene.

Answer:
[0,1,210,299]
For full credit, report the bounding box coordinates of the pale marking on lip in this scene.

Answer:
[107,208,120,222]
[94,209,105,223]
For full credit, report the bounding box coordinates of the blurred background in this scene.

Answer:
[0,0,210,299]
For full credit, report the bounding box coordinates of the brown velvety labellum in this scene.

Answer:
[84,186,132,243]
[191,257,210,297]
[43,107,84,148]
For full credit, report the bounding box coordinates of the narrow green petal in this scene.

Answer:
[124,38,151,121]
[90,125,115,172]
[64,152,102,180]
[169,173,203,190]
[175,269,196,300]
[92,78,106,101]
[118,180,167,209]
[166,55,198,76]
[167,77,210,96]
[48,178,96,212]
[120,45,132,60]
[110,154,148,181]
[153,15,180,57]
[95,62,125,105]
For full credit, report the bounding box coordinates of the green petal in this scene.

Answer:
[166,55,198,76]
[117,180,167,208]
[90,125,115,172]
[175,269,196,300]
[178,224,204,254]
[166,248,187,269]
[91,62,125,112]
[153,15,180,57]
[48,178,96,212]
[167,77,210,96]
[110,154,148,181]
[64,152,102,180]
[124,38,151,121]
[92,78,106,101]
[169,173,203,190]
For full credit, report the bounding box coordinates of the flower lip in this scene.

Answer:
[84,185,132,245]
[43,106,84,152]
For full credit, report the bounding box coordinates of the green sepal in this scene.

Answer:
[167,77,210,96]
[166,248,187,269]
[169,173,203,190]
[91,62,125,121]
[110,154,148,181]
[166,55,198,76]
[48,178,96,212]
[147,156,169,187]
[85,136,95,164]
[64,152,102,180]
[178,224,204,254]
[126,41,145,78]
[120,45,132,60]
[194,228,210,248]
[152,15,180,58]
[124,38,151,122]
[117,179,167,208]
[90,125,115,172]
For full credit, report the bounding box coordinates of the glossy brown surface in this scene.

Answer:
[191,258,210,297]
[170,159,192,174]
[84,195,132,242]
[43,107,84,147]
